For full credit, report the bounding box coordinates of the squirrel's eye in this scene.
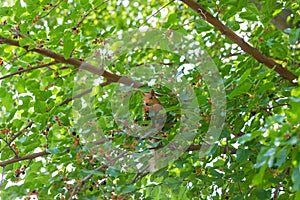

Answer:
[149,96,153,99]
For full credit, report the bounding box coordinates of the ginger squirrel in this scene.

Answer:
[142,89,162,118]
[141,89,164,172]
[141,89,166,131]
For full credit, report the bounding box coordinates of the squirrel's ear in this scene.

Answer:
[141,91,146,96]
[150,89,155,96]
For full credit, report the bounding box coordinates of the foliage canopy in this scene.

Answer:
[0,0,299,199]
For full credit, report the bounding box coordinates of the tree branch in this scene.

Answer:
[0,121,33,153]
[0,61,58,80]
[0,35,144,88]
[0,151,49,167]
[180,0,298,85]
[68,165,107,200]
[40,0,64,19]
[59,81,111,106]
[76,1,108,29]
[138,0,175,28]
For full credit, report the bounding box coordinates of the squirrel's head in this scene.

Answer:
[142,89,161,106]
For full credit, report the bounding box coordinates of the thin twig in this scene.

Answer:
[138,0,175,28]
[59,81,110,106]
[128,171,149,185]
[2,51,29,68]
[68,165,107,200]
[10,28,28,39]
[76,1,108,29]
[222,52,243,58]
[40,0,64,19]
[0,137,18,156]
[0,61,58,80]
[0,121,33,153]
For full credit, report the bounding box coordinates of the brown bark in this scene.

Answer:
[180,0,298,85]
[0,151,49,167]
[0,35,144,88]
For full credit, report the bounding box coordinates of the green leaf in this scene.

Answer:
[166,13,177,25]
[238,68,251,85]
[46,146,60,154]
[237,0,247,9]
[15,79,26,93]
[229,82,252,99]
[256,189,271,200]
[0,87,6,97]
[2,92,13,110]
[120,185,136,194]
[246,3,259,15]
[289,28,300,45]
[236,149,252,162]
[34,101,46,113]
[63,35,75,60]
[272,43,288,59]
[292,167,300,191]
[106,167,119,177]
[239,12,257,21]
[82,169,104,176]
[195,20,211,32]
[252,164,267,185]
[19,37,34,47]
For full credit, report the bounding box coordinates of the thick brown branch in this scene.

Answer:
[0,151,49,167]
[180,0,298,85]
[187,144,237,154]
[0,35,143,88]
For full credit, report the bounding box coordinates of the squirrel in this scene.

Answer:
[141,89,166,136]
[142,89,163,121]
[141,89,164,172]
